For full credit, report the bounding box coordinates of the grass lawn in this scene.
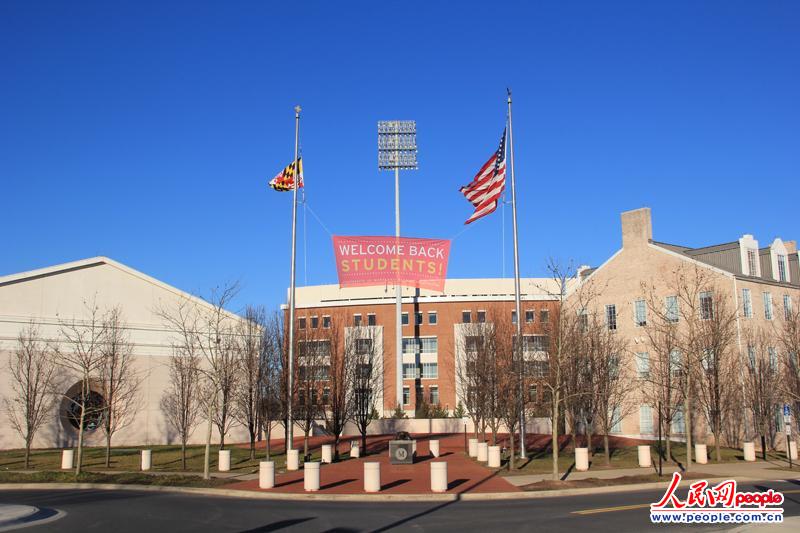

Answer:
[0,470,235,487]
[498,441,744,476]
[520,471,714,491]
[0,444,300,475]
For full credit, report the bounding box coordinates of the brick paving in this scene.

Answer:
[227,434,520,495]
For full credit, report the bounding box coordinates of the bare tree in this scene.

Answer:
[455,321,492,441]
[743,325,781,458]
[161,342,202,470]
[57,298,107,475]
[295,326,327,460]
[350,326,381,454]
[779,304,800,405]
[3,322,58,469]
[322,314,353,460]
[233,305,265,460]
[97,307,142,467]
[260,311,284,460]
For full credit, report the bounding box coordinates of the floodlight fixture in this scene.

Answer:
[378,120,417,170]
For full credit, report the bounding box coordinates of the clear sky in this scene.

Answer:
[2,1,798,312]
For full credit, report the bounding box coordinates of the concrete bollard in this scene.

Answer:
[488,445,501,468]
[287,449,300,470]
[789,441,798,461]
[695,444,708,464]
[364,462,380,493]
[259,461,275,489]
[429,440,440,458]
[468,438,478,457]
[141,449,152,471]
[477,442,488,462]
[218,450,231,472]
[637,445,651,468]
[743,442,756,462]
[321,444,333,464]
[350,441,360,458]
[61,449,74,470]
[430,462,448,493]
[304,462,320,491]
[575,447,589,471]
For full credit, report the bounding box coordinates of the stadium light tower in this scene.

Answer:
[378,120,417,412]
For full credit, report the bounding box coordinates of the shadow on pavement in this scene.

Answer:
[240,517,315,532]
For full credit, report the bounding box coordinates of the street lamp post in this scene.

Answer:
[378,120,417,413]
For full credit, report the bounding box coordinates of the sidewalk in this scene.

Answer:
[503,457,800,487]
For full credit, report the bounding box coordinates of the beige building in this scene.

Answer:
[0,256,251,449]
[579,207,800,443]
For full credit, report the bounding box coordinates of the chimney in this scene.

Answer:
[785,240,797,254]
[621,207,653,249]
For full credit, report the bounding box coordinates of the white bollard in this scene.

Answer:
[743,442,756,462]
[61,449,74,470]
[575,447,589,471]
[488,445,501,468]
[141,449,152,471]
[304,462,320,491]
[695,444,708,464]
[321,444,333,464]
[351,441,360,458]
[468,438,478,457]
[638,445,651,468]
[287,449,300,471]
[364,462,380,493]
[259,461,275,489]
[430,462,448,493]
[477,442,488,462]
[429,440,440,458]
[218,450,231,472]
[788,441,798,461]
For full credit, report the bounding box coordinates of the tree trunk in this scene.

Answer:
[265,424,272,461]
[105,433,112,468]
[714,429,721,462]
[181,441,187,470]
[666,430,672,463]
[685,375,692,472]
[249,431,256,461]
[361,431,367,455]
[334,435,340,462]
[508,427,516,470]
[203,406,213,480]
[587,427,593,457]
[303,432,309,460]
[76,403,86,476]
[552,397,559,481]
[603,433,610,466]
[24,443,31,470]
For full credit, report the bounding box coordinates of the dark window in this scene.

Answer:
[477,311,486,323]
[525,310,534,323]
[606,305,617,331]
[353,314,362,326]
[462,311,471,324]
[401,312,409,326]
[428,312,437,325]
[512,311,517,324]
[311,316,319,329]
[322,387,330,405]
[367,313,376,326]
[355,338,373,355]
[540,309,549,323]
[322,315,331,328]
[298,317,306,329]
[415,312,423,325]
[700,292,714,320]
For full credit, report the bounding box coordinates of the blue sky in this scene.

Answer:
[1,1,798,311]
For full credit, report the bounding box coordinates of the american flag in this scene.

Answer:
[459,129,506,224]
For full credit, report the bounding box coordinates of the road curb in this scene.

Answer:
[0,476,779,502]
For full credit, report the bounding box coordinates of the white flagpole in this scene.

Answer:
[507,90,526,459]
[286,105,301,453]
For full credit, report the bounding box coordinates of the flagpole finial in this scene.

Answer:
[506,88,511,102]
[294,105,302,115]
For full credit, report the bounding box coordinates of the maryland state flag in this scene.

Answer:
[269,158,304,191]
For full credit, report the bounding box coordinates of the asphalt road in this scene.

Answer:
[2,480,799,532]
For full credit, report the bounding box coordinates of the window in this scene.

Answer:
[525,310,535,324]
[322,315,331,328]
[477,310,486,323]
[665,296,679,323]
[429,386,439,405]
[747,249,758,276]
[511,311,517,324]
[610,406,622,434]
[367,313,376,326]
[672,407,685,434]
[742,289,753,318]
[670,350,682,377]
[311,316,319,329]
[763,292,773,320]
[420,337,438,353]
[609,353,620,378]
[402,363,417,379]
[353,314,362,327]
[540,309,549,323]
[528,384,538,402]
[402,338,419,353]
[322,387,330,405]
[355,338,373,355]
[700,292,714,320]
[299,340,331,358]
[605,305,617,331]
[415,312,423,326]
[298,317,306,329]
[747,345,756,369]
[778,254,788,282]
[527,361,549,378]
[784,295,793,320]
[464,335,480,354]
[356,363,372,379]
[634,299,647,327]
[402,386,410,405]
[421,362,438,379]
[428,311,437,325]
[402,312,409,326]
[462,311,471,323]
[636,352,650,379]
[578,309,588,332]
[523,335,549,353]
[768,347,778,372]
[639,405,653,434]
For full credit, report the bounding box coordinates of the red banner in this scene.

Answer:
[332,236,451,292]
